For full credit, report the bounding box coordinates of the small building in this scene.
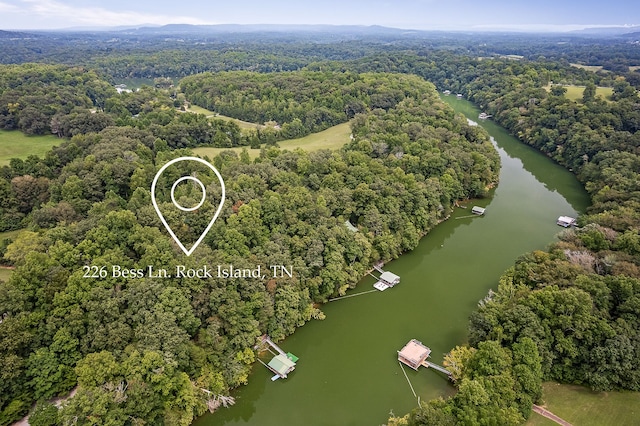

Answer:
[344,220,358,233]
[557,216,576,227]
[267,354,296,379]
[443,90,451,95]
[380,271,400,287]
[398,339,431,370]
[471,206,486,215]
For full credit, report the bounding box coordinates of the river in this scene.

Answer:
[194,96,590,426]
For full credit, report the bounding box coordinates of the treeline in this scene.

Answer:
[353,54,640,425]
[4,28,640,78]
[180,70,427,138]
[0,37,397,77]
[0,67,498,424]
[0,64,115,135]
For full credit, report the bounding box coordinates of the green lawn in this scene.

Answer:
[526,414,557,426]
[193,121,352,160]
[0,267,13,282]
[544,84,614,102]
[526,382,640,426]
[0,229,25,241]
[186,105,263,130]
[0,130,61,166]
[0,229,23,281]
[570,63,605,72]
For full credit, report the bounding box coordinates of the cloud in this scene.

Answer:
[0,1,19,12]
[18,0,213,27]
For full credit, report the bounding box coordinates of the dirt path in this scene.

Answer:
[11,387,77,426]
[533,404,573,426]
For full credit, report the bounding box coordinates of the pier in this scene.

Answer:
[422,360,452,376]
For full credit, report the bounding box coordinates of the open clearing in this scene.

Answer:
[570,63,605,72]
[0,130,61,166]
[0,229,24,281]
[193,121,352,160]
[0,267,13,281]
[526,382,640,426]
[0,229,25,241]
[186,105,263,130]
[544,84,614,102]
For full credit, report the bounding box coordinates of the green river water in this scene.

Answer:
[195,96,590,426]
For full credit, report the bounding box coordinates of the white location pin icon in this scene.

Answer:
[151,156,226,256]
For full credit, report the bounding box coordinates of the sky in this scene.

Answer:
[0,0,638,32]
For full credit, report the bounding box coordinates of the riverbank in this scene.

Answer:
[194,96,588,426]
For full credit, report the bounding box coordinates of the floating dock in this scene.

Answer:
[256,335,299,380]
[557,216,576,227]
[397,339,451,377]
[371,264,400,291]
[398,339,431,370]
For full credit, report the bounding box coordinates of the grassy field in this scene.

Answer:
[570,63,605,72]
[526,382,640,426]
[0,229,25,241]
[193,121,352,160]
[0,267,13,282]
[186,105,264,130]
[0,130,61,166]
[0,229,24,281]
[544,84,614,102]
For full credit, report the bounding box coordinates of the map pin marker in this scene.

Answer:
[151,156,226,256]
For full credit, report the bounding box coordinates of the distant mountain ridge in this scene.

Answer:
[117,23,420,35]
[568,25,640,36]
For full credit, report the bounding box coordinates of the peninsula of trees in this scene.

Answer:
[0,27,639,425]
[0,63,498,424]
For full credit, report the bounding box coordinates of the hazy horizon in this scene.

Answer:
[0,0,638,33]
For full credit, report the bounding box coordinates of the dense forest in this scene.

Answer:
[0,63,498,424]
[349,54,640,425]
[1,27,640,425]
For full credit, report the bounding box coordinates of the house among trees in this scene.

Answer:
[398,339,431,370]
[344,220,358,232]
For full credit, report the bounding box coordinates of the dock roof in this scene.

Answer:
[398,339,431,364]
[557,216,576,223]
[380,271,400,283]
[268,354,296,375]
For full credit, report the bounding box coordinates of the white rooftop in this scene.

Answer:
[558,216,576,223]
[380,271,400,282]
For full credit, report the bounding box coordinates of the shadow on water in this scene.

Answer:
[196,96,590,426]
